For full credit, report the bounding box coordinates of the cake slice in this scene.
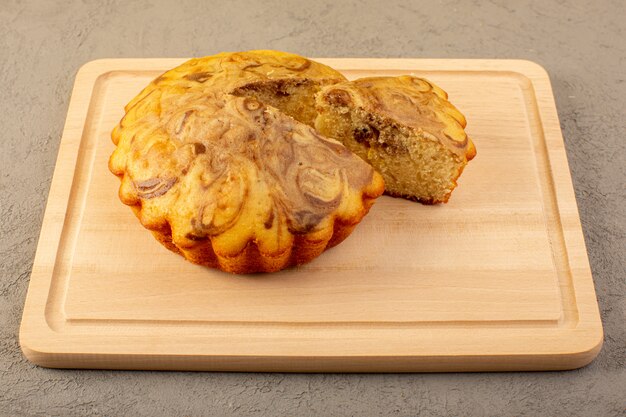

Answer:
[315,76,476,204]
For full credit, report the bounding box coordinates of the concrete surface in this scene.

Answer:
[1,0,624,415]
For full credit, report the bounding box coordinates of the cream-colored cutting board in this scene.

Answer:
[19,58,603,372]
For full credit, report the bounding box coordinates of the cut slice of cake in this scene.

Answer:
[315,76,476,204]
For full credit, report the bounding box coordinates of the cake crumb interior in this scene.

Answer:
[315,105,462,204]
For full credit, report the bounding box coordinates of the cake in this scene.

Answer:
[315,75,476,204]
[109,51,384,274]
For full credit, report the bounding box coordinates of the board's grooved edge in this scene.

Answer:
[65,318,561,330]
[45,72,113,333]
[516,71,579,330]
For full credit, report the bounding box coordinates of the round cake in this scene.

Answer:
[109,51,385,274]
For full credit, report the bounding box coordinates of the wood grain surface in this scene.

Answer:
[19,58,603,372]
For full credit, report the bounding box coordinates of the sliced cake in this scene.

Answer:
[315,75,476,204]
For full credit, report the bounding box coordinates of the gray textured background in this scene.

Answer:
[1,0,625,416]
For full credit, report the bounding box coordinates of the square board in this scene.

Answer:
[19,58,603,371]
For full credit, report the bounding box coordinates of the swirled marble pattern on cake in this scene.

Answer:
[109,50,384,273]
[320,76,476,160]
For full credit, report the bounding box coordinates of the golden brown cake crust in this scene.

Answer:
[110,51,384,274]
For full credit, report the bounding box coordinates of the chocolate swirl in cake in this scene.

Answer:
[109,50,384,273]
[138,93,374,239]
[326,76,471,156]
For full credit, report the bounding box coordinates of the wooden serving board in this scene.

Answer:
[20,58,603,372]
